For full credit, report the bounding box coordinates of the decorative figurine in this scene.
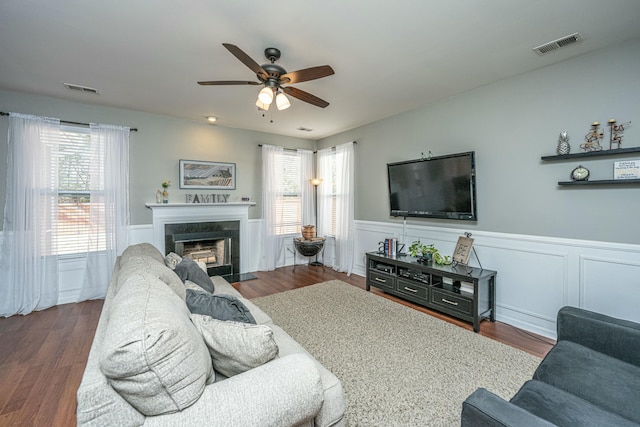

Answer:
[607,118,631,149]
[556,130,571,155]
[580,122,603,152]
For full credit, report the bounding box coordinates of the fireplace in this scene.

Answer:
[165,221,239,278]
[146,202,256,281]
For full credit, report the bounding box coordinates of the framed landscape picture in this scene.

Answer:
[179,160,236,190]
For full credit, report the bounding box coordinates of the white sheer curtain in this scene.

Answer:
[317,147,333,238]
[317,142,355,275]
[259,144,285,271]
[334,142,355,274]
[299,149,315,227]
[0,113,61,316]
[77,124,130,301]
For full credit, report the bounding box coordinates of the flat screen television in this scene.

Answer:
[387,151,477,221]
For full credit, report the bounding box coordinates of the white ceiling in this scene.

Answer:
[1,0,640,139]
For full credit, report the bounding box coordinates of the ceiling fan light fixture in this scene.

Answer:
[256,98,270,111]
[276,92,291,110]
[258,86,274,104]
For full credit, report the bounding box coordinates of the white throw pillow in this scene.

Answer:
[190,314,279,377]
[164,252,182,270]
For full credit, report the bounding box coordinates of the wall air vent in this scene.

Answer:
[64,83,100,94]
[297,127,313,132]
[533,32,583,56]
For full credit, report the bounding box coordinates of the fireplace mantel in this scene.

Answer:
[146,202,255,274]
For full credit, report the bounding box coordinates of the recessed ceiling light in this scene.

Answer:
[206,116,217,123]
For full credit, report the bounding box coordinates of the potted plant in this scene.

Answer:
[408,240,452,265]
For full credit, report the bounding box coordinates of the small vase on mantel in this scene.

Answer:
[162,189,169,204]
[156,190,163,204]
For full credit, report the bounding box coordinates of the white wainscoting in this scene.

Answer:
[22,219,640,338]
[352,220,640,339]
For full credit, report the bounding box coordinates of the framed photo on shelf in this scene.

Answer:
[179,160,236,190]
[453,235,474,265]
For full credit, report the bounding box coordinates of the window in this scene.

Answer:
[274,151,303,235]
[50,126,106,255]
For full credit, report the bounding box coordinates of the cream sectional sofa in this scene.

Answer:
[76,243,346,426]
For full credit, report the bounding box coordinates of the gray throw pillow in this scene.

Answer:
[186,289,257,324]
[174,257,214,293]
[190,313,278,377]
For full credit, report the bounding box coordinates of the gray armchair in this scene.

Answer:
[461,306,640,426]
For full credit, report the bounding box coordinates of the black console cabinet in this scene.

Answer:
[366,252,497,332]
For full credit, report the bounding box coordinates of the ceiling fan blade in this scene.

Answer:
[283,86,330,108]
[198,80,261,86]
[222,43,268,79]
[280,65,335,84]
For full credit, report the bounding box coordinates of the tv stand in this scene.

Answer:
[366,252,496,332]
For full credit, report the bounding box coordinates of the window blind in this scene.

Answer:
[48,127,106,255]
[275,151,302,235]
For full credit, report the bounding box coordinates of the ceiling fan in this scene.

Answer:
[198,43,335,110]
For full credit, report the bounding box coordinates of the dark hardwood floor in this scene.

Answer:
[0,265,554,426]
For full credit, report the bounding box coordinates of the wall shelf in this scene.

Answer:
[543,146,640,186]
[558,179,640,186]
[541,146,640,161]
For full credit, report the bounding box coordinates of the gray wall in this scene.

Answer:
[0,90,314,225]
[318,37,640,244]
[2,37,639,243]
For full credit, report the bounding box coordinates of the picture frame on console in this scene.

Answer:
[179,159,236,190]
[453,235,474,265]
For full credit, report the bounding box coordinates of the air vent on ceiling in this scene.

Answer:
[297,127,313,132]
[64,83,100,94]
[533,32,583,56]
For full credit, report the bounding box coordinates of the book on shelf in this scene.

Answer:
[459,281,474,294]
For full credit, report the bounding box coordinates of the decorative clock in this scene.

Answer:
[570,165,590,181]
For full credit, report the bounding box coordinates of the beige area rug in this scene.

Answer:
[252,280,541,426]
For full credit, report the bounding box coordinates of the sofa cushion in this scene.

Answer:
[174,257,214,293]
[186,289,257,324]
[190,314,279,377]
[100,273,213,416]
[510,380,639,427]
[117,254,186,300]
[120,242,165,265]
[533,340,640,423]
